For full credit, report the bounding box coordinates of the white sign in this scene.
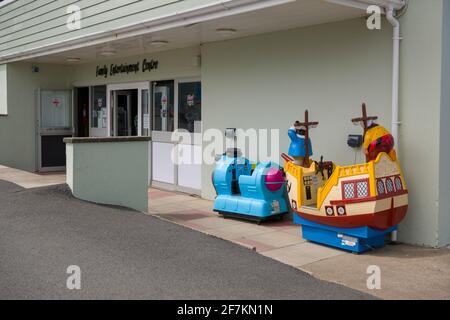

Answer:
[143,114,150,129]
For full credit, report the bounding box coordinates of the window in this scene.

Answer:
[343,182,355,199]
[41,90,71,128]
[178,81,201,133]
[343,179,370,200]
[386,178,395,193]
[141,89,150,136]
[153,81,174,132]
[0,64,6,115]
[91,86,107,129]
[356,181,369,198]
[377,179,386,195]
[394,176,403,191]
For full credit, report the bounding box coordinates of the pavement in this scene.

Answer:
[0,179,374,300]
[149,188,450,300]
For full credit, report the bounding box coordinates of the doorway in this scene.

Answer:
[76,87,89,137]
[107,82,150,137]
[115,90,138,136]
[37,89,73,172]
[151,79,202,194]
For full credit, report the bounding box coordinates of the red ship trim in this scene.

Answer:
[330,196,377,206]
[296,204,408,230]
[330,190,408,206]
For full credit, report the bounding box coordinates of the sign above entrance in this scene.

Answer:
[95,59,159,78]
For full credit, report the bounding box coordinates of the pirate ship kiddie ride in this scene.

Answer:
[283,105,408,253]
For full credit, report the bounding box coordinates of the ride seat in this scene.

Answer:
[238,171,258,199]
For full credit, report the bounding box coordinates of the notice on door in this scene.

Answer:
[143,114,150,130]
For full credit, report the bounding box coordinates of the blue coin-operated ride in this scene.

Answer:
[212,148,289,223]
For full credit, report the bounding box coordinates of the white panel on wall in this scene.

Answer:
[152,142,175,184]
[0,64,7,115]
[177,144,202,190]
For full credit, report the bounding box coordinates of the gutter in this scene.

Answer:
[385,3,402,243]
[0,0,295,63]
[326,0,405,11]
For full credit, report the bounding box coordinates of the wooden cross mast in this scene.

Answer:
[297,110,319,166]
[352,103,378,162]
[351,103,378,134]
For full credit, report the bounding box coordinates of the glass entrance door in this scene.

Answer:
[107,82,149,137]
[150,79,202,194]
[37,90,73,172]
[114,90,138,136]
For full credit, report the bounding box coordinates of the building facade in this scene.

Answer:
[0,0,449,247]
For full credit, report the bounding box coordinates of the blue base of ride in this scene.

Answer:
[214,194,288,222]
[294,215,397,254]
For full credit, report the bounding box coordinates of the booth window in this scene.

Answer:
[178,81,201,133]
[0,64,7,115]
[153,81,174,132]
[91,86,107,129]
[141,89,150,136]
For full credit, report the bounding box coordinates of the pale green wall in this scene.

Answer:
[439,0,450,247]
[67,140,149,213]
[397,0,443,246]
[201,1,445,247]
[201,19,392,194]
[0,62,71,172]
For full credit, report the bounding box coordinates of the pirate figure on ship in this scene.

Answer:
[352,103,396,161]
[288,112,317,167]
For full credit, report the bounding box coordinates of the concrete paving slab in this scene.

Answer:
[262,242,345,266]
[204,223,275,240]
[243,230,306,249]
[187,216,244,229]
[261,246,319,267]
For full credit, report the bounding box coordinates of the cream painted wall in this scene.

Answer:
[0,62,71,172]
[69,46,201,87]
[201,1,445,247]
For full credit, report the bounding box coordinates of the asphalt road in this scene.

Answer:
[0,180,374,300]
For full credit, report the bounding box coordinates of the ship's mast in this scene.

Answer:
[298,110,319,167]
[351,103,378,161]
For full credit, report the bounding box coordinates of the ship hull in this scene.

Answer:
[296,204,408,230]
